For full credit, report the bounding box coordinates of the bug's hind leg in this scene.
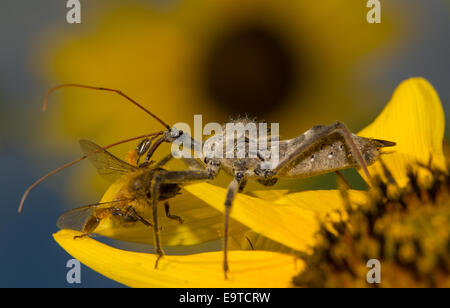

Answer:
[164,202,183,224]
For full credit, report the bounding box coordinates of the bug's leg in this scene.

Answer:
[160,168,218,184]
[271,121,371,180]
[150,167,218,269]
[155,154,206,170]
[144,137,166,165]
[155,154,174,168]
[135,138,153,166]
[223,172,246,279]
[154,152,206,170]
[238,178,248,192]
[181,157,206,170]
[164,202,183,224]
[150,172,165,269]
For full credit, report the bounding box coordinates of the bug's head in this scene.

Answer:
[361,138,397,164]
[370,138,397,149]
[164,127,184,142]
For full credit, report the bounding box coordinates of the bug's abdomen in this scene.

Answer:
[281,134,380,178]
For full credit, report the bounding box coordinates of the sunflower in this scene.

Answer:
[33,0,396,202]
[53,78,447,287]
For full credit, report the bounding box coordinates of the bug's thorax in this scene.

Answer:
[203,116,273,176]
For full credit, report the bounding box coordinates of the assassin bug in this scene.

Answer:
[19,84,396,279]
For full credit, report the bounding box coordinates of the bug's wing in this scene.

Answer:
[57,204,100,231]
[79,139,137,181]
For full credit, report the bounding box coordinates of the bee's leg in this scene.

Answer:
[223,172,246,279]
[74,216,100,239]
[124,206,153,227]
[164,202,183,224]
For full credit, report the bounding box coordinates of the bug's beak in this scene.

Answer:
[371,138,396,148]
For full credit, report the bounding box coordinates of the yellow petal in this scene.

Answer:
[253,189,367,212]
[54,229,301,288]
[241,189,368,252]
[185,184,366,252]
[64,177,249,249]
[359,77,446,186]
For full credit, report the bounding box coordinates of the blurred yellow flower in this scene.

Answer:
[54,78,447,287]
[34,0,395,201]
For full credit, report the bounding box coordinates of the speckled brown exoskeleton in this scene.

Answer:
[20,84,396,279]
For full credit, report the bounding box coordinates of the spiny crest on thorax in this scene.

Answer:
[223,114,271,135]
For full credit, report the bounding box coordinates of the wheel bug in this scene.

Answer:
[20,84,396,279]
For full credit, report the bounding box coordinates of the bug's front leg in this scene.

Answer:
[150,172,165,269]
[149,167,218,269]
[134,138,153,165]
[223,171,246,279]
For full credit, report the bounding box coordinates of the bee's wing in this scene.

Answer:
[80,139,137,181]
[57,203,101,231]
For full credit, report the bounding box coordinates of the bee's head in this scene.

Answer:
[132,177,143,191]
[129,173,150,198]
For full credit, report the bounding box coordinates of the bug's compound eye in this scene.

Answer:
[170,127,183,139]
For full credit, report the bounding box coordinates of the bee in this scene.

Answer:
[56,139,193,266]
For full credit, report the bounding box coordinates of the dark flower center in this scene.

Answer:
[203,24,300,117]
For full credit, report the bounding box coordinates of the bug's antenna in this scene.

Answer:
[43,84,171,130]
[18,131,164,213]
